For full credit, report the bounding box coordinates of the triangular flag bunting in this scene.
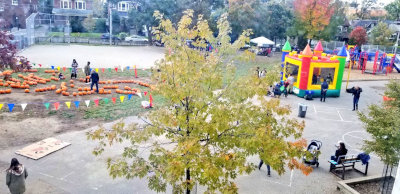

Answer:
[115,67,118,72]
[121,66,124,72]
[137,92,142,98]
[39,64,42,67]
[8,104,14,112]
[95,68,99,73]
[54,102,60,110]
[144,91,148,96]
[51,65,55,69]
[149,94,153,107]
[74,101,80,108]
[82,67,85,73]
[103,98,109,104]
[65,101,71,109]
[111,97,116,104]
[57,66,60,71]
[85,100,90,107]
[94,99,99,106]
[126,66,130,70]
[44,102,50,110]
[0,104,3,110]
[33,63,36,66]
[21,103,27,111]
[120,96,125,103]
[63,67,66,72]
[101,68,105,73]
[128,94,133,100]
[108,68,111,72]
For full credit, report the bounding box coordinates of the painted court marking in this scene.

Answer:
[263,170,294,187]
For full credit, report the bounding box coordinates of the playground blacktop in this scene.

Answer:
[0,80,395,194]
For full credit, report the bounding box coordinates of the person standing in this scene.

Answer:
[256,67,261,78]
[90,69,99,93]
[71,59,78,79]
[348,86,362,111]
[287,74,294,94]
[84,62,91,83]
[6,158,28,194]
[320,79,328,102]
[259,160,271,176]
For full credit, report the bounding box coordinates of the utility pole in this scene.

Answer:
[394,31,400,54]
[109,3,112,46]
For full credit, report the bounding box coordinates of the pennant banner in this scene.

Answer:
[144,91,148,96]
[65,101,71,109]
[111,97,116,104]
[85,100,90,107]
[39,64,42,67]
[57,66,61,71]
[74,101,80,108]
[149,94,153,107]
[0,104,3,110]
[128,94,133,100]
[101,68,105,73]
[94,99,99,106]
[63,67,66,72]
[121,66,124,72]
[115,67,118,72]
[21,103,27,111]
[126,66,130,70]
[44,102,50,110]
[54,102,60,110]
[103,98,109,104]
[120,96,125,103]
[8,104,14,112]
[82,67,85,73]
[51,66,55,69]
[137,92,142,98]
[95,68,99,73]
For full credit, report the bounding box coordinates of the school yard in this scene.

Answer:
[0,45,397,193]
[0,79,393,194]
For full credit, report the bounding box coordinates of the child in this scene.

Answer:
[58,73,65,80]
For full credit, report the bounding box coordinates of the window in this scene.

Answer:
[118,1,129,12]
[75,1,86,10]
[311,67,335,85]
[12,0,18,5]
[285,62,299,84]
[60,0,71,9]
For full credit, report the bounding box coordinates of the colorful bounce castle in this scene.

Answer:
[281,41,347,98]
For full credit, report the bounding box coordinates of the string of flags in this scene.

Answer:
[0,93,153,112]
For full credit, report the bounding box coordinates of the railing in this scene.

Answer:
[35,37,149,46]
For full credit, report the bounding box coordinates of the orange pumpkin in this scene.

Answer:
[82,91,87,95]
[69,80,74,83]
[6,89,11,93]
[73,92,77,96]
[78,92,83,96]
[78,88,83,91]
[56,89,62,94]
[70,84,74,88]
[25,89,30,93]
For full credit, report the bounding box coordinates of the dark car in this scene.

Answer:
[101,33,120,41]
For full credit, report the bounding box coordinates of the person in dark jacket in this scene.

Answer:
[6,158,28,194]
[347,86,362,111]
[90,70,99,93]
[84,62,91,83]
[331,141,347,162]
[320,79,328,102]
[71,59,78,79]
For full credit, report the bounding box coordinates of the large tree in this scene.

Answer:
[352,0,377,19]
[88,10,311,193]
[370,22,394,46]
[385,0,400,21]
[265,3,293,43]
[317,0,347,41]
[293,0,334,42]
[349,26,368,46]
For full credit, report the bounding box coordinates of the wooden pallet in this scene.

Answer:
[15,138,71,160]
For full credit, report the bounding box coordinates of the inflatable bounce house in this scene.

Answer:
[281,41,347,98]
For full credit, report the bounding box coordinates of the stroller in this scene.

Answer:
[303,140,322,167]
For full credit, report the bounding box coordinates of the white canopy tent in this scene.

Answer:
[250,36,275,47]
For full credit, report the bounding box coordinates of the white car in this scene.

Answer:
[125,35,148,42]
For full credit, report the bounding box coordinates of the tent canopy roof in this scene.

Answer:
[250,36,274,46]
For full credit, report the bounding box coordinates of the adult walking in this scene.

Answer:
[90,69,99,93]
[320,79,328,102]
[84,62,91,83]
[347,86,362,111]
[6,158,28,194]
[287,74,295,94]
[258,160,271,176]
[71,59,78,79]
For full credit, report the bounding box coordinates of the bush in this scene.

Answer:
[119,32,128,40]
[94,18,107,33]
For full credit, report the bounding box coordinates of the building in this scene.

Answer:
[0,0,38,29]
[115,0,138,18]
[52,0,93,16]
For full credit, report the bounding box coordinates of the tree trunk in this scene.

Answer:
[146,25,153,46]
[186,168,190,194]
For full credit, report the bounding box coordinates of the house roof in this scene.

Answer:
[351,20,378,29]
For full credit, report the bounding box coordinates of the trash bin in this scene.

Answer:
[298,103,307,118]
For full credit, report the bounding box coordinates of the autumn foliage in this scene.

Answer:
[349,26,368,46]
[0,30,17,70]
[294,0,334,39]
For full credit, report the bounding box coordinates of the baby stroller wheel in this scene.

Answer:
[316,162,319,167]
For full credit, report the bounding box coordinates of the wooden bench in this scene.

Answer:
[328,155,368,180]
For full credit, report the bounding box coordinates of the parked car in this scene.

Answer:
[125,35,148,42]
[101,33,120,41]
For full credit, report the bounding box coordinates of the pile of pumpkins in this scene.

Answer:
[34,85,57,93]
